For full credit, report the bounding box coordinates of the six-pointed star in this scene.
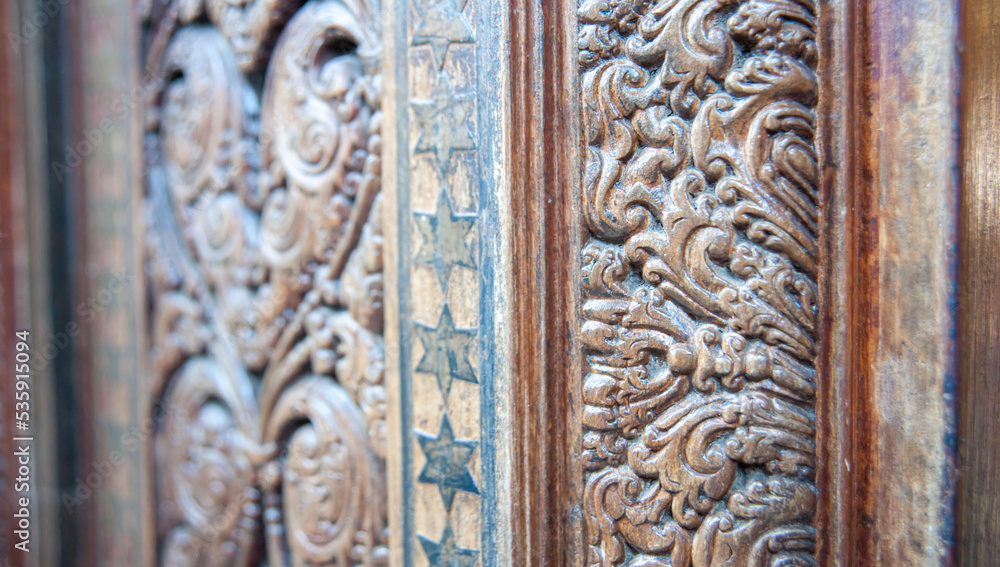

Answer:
[411,74,475,176]
[411,0,473,69]
[414,190,476,289]
[418,521,479,567]
[416,412,480,511]
[408,4,484,557]
[414,302,477,400]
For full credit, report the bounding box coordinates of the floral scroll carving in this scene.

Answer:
[143,0,387,564]
[578,1,820,566]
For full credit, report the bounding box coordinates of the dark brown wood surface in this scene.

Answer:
[508,0,582,564]
[70,0,147,564]
[511,1,965,566]
[957,0,1000,563]
[2,0,986,565]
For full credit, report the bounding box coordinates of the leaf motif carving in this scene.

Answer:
[144,1,386,565]
[579,0,820,565]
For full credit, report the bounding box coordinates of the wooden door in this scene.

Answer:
[0,0,998,565]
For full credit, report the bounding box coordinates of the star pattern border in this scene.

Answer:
[407,0,483,561]
[418,521,479,567]
[416,412,480,511]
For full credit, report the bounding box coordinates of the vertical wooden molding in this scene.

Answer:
[0,2,32,563]
[1,1,60,565]
[844,0,960,564]
[815,0,850,563]
[382,0,408,562]
[508,0,583,565]
[73,0,146,563]
[957,0,1000,563]
[478,0,515,562]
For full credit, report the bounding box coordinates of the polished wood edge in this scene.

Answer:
[828,0,961,564]
[815,0,849,563]
[507,0,584,565]
[64,2,97,564]
[71,1,147,564]
[481,0,516,559]
[956,0,1000,563]
[381,0,406,563]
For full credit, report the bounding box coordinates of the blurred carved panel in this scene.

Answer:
[578,1,820,565]
[142,0,389,564]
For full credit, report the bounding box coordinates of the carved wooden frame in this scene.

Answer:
[52,0,968,565]
[507,1,960,566]
[576,0,822,560]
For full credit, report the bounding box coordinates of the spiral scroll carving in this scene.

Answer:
[578,1,820,565]
[144,0,386,565]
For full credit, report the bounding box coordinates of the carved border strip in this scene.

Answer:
[577,1,821,565]
[397,0,485,565]
[400,0,482,566]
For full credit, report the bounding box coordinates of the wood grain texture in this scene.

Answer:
[72,0,147,564]
[508,0,583,565]
[835,0,960,564]
[957,0,1000,563]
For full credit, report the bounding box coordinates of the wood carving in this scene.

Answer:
[399,0,484,560]
[142,0,387,564]
[578,1,820,565]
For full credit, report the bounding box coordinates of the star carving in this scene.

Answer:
[411,74,475,177]
[414,302,477,400]
[417,521,479,567]
[416,413,480,511]
[412,0,474,69]
[414,191,476,289]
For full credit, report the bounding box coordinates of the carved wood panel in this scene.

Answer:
[0,0,976,563]
[577,1,820,565]
[141,0,388,564]
[125,0,970,565]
